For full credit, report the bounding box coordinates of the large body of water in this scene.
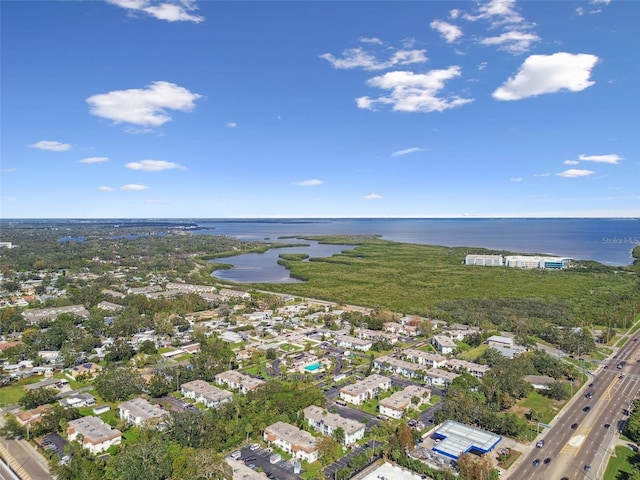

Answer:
[193,218,639,283]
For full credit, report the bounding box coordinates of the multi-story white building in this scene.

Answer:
[335,335,372,352]
[118,397,168,427]
[379,385,431,419]
[303,405,365,446]
[214,370,266,394]
[402,349,447,368]
[374,356,424,379]
[465,254,504,266]
[263,421,318,463]
[67,416,122,455]
[424,368,460,388]
[444,359,490,379]
[432,335,457,355]
[339,374,392,405]
[180,380,233,409]
[504,255,570,269]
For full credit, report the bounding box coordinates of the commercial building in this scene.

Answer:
[432,420,502,460]
[303,405,365,446]
[464,255,504,266]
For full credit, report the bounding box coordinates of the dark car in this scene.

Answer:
[585,464,592,471]
[532,459,541,466]
[543,457,552,464]
[604,423,611,428]
[583,406,591,412]
[588,383,594,387]
[571,423,579,429]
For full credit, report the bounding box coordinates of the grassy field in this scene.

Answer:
[604,445,637,480]
[247,238,638,319]
[518,390,565,425]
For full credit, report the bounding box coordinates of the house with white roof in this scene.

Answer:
[66,416,122,455]
[379,385,431,419]
[432,335,457,355]
[180,380,233,409]
[118,397,168,427]
[214,370,266,394]
[339,374,392,405]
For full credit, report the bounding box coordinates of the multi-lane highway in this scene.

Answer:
[509,335,640,480]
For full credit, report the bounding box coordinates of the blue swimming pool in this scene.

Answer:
[304,362,320,372]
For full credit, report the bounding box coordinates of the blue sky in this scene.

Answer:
[1,0,638,218]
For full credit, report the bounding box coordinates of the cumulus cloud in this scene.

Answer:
[87,81,202,127]
[121,184,150,190]
[98,186,114,191]
[356,67,473,113]
[363,193,383,200]
[578,154,622,164]
[125,159,186,171]
[319,47,427,71]
[480,31,540,54]
[463,0,525,26]
[29,140,72,151]
[106,0,204,23]
[430,20,463,43]
[492,52,599,101]
[557,169,594,178]
[293,179,323,187]
[391,147,425,157]
[80,157,109,164]
[359,37,383,44]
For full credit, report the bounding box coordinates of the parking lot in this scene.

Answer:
[234,445,302,480]
[323,441,380,480]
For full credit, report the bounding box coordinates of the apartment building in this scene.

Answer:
[339,374,392,405]
[214,370,266,394]
[263,421,318,463]
[180,380,233,409]
[67,416,122,455]
[303,405,365,446]
[379,385,431,419]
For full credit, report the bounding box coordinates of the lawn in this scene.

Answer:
[457,344,488,361]
[518,390,564,424]
[604,445,637,480]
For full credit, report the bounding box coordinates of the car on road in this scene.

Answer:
[620,373,626,378]
[604,423,611,428]
[532,459,540,466]
[586,392,593,399]
[589,383,594,387]
[571,423,579,429]
[584,464,591,471]
[543,457,552,465]
[583,406,591,412]
[536,440,545,448]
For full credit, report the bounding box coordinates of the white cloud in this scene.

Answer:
[98,186,114,191]
[534,173,550,177]
[391,147,425,157]
[492,52,599,101]
[29,140,72,151]
[449,9,461,20]
[359,37,383,44]
[121,184,150,190]
[430,20,463,43]
[557,169,595,178]
[225,121,237,128]
[106,0,204,23]
[80,156,109,164]
[480,30,540,54]
[591,0,611,4]
[356,67,473,113]
[125,159,186,171]
[319,47,427,71]
[293,179,323,187]
[510,177,523,182]
[463,0,525,26]
[87,81,202,127]
[578,154,622,164]
[564,160,580,165]
[363,193,383,200]
[1,168,17,173]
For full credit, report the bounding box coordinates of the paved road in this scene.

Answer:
[236,445,301,480]
[508,334,640,480]
[0,458,21,480]
[1,437,53,480]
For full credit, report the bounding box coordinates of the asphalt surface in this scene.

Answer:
[508,334,640,480]
[0,437,53,480]
[236,445,302,480]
